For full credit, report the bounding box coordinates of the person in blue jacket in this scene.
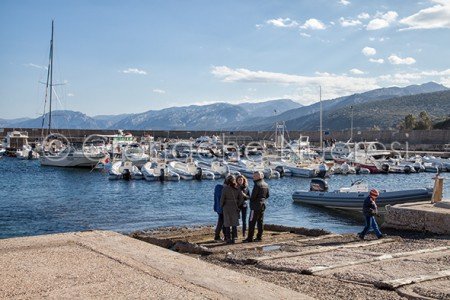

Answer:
[213,179,225,241]
[358,189,385,239]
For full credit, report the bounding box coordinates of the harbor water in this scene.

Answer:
[1,157,449,239]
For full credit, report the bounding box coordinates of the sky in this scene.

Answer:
[0,0,449,119]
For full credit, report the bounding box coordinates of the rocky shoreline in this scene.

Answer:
[131,225,450,300]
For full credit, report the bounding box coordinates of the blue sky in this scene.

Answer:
[1,0,449,118]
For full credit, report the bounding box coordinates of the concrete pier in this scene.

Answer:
[383,200,450,234]
[0,230,309,299]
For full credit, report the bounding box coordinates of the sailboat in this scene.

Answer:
[39,21,105,168]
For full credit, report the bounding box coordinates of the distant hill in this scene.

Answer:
[285,90,450,130]
[230,82,448,130]
[1,99,299,130]
[113,103,248,130]
[1,83,448,131]
[237,99,302,117]
[92,114,134,128]
[12,110,102,129]
[0,117,31,128]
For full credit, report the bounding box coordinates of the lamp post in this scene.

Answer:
[350,105,354,141]
[319,86,323,151]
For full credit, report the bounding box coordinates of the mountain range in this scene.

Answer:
[1,82,448,131]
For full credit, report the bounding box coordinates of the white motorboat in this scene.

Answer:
[168,161,215,180]
[40,147,105,167]
[109,161,143,180]
[16,145,40,160]
[423,156,450,172]
[229,160,280,179]
[282,163,316,178]
[2,131,30,157]
[197,160,230,178]
[141,162,180,181]
[330,162,356,175]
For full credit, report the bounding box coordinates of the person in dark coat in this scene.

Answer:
[220,175,243,244]
[244,171,270,243]
[236,175,250,238]
[213,180,225,241]
[358,189,384,239]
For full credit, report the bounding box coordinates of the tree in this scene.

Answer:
[414,111,433,130]
[404,114,416,130]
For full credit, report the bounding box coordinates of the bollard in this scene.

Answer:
[431,175,444,203]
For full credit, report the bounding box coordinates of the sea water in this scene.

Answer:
[1,157,448,239]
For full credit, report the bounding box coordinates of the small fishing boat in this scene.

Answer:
[168,161,215,180]
[292,179,433,212]
[109,161,143,180]
[141,162,180,181]
[197,160,230,178]
[229,160,280,179]
[16,145,40,160]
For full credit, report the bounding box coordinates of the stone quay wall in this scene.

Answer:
[1,127,449,149]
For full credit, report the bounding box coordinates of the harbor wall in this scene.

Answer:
[1,127,449,149]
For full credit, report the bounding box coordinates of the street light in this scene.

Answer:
[350,105,354,142]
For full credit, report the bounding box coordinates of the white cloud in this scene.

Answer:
[400,0,450,30]
[440,77,450,87]
[24,63,47,70]
[67,93,75,97]
[211,66,379,100]
[388,54,416,65]
[122,68,147,75]
[255,24,263,29]
[362,46,377,56]
[153,89,166,94]
[358,12,370,19]
[301,18,326,30]
[366,11,398,30]
[339,0,351,5]
[300,32,312,38]
[369,58,385,64]
[349,68,365,75]
[266,17,299,28]
[339,17,362,27]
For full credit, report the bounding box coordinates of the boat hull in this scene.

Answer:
[292,188,432,211]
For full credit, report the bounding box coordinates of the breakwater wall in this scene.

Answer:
[1,127,449,149]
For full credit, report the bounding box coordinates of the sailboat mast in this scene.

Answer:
[319,86,323,151]
[48,20,54,134]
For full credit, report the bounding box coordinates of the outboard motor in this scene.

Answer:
[310,178,328,192]
[316,164,327,178]
[381,163,390,174]
[404,165,412,174]
[123,169,131,181]
[194,167,203,180]
[27,150,33,160]
[159,168,165,182]
[275,166,285,178]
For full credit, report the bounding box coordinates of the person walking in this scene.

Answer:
[220,175,243,244]
[213,179,225,241]
[358,189,385,239]
[244,171,270,243]
[236,175,250,238]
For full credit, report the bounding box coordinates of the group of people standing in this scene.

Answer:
[213,171,385,243]
[213,171,270,244]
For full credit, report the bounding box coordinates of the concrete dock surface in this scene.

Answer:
[384,200,450,234]
[0,230,311,299]
[133,225,450,300]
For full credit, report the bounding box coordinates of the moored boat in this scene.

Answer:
[141,161,180,181]
[292,179,433,212]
